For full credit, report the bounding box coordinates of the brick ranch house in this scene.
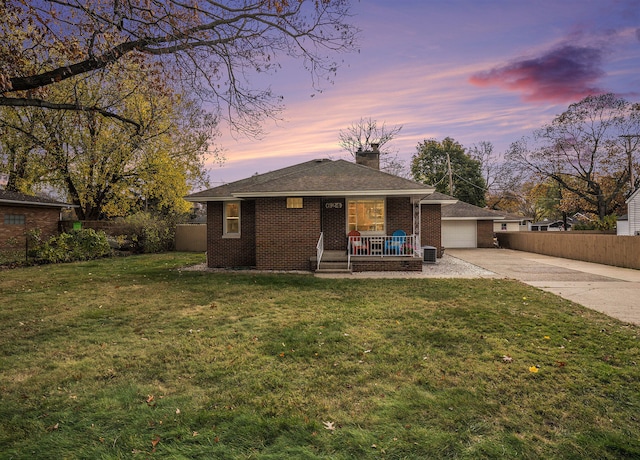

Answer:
[186,149,465,272]
[0,189,75,249]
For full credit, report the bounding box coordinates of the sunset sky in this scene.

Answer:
[206,0,640,186]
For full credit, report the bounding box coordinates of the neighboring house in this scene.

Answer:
[0,189,74,248]
[186,149,450,272]
[492,212,532,232]
[440,200,502,248]
[530,219,571,231]
[620,188,640,235]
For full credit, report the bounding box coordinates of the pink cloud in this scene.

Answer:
[469,45,607,102]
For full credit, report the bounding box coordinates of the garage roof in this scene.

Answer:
[441,201,504,220]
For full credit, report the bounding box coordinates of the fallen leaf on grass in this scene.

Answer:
[529,366,539,373]
[502,355,513,363]
[151,436,160,448]
[323,421,335,431]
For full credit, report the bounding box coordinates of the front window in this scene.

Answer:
[224,202,240,237]
[501,223,507,231]
[347,199,385,234]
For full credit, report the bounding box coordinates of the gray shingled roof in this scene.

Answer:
[0,189,75,208]
[420,191,458,203]
[187,159,434,200]
[441,201,504,220]
[490,210,533,222]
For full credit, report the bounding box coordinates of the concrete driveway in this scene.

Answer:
[447,248,640,326]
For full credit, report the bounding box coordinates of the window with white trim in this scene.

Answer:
[501,223,507,231]
[224,202,240,236]
[347,199,385,234]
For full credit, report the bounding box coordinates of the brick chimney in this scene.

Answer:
[355,143,380,170]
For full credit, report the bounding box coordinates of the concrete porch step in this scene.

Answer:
[316,268,352,274]
[316,261,350,272]
[311,253,352,273]
[320,250,348,262]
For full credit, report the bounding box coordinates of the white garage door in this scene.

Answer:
[442,221,477,248]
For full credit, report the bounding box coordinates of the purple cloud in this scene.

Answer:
[469,45,607,102]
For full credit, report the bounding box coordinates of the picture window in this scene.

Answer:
[347,199,385,234]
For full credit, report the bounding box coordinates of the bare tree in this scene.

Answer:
[506,94,640,219]
[338,117,404,175]
[469,140,530,211]
[0,0,358,134]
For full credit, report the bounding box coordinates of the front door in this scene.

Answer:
[321,198,346,250]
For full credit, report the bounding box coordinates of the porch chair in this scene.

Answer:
[385,229,406,255]
[348,230,368,255]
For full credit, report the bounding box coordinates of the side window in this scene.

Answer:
[224,202,240,237]
[4,214,26,225]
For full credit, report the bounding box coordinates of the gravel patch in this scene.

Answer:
[318,254,497,279]
[181,254,497,278]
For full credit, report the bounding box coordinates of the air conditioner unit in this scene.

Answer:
[422,246,437,264]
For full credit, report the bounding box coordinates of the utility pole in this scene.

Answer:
[446,151,453,196]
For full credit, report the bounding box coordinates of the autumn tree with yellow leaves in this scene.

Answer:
[1,58,218,219]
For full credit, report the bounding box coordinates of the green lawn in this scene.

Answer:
[1,253,639,459]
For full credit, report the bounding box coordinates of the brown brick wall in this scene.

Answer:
[0,205,60,248]
[204,197,443,269]
[206,201,256,268]
[420,204,443,256]
[387,197,413,234]
[352,258,422,272]
[476,220,494,248]
[255,197,321,270]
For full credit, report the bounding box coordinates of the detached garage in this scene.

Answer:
[441,201,501,248]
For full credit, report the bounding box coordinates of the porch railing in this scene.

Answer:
[348,234,419,268]
[316,232,324,268]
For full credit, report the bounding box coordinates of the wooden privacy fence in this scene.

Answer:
[175,224,207,252]
[496,232,640,270]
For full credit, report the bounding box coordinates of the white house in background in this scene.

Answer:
[620,188,640,236]
[491,212,532,232]
[530,219,570,231]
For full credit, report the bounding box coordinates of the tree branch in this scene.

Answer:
[0,96,142,132]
